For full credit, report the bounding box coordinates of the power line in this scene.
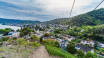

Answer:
[94,0,104,10]
[69,0,104,18]
[69,0,76,18]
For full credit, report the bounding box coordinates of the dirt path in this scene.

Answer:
[30,46,60,58]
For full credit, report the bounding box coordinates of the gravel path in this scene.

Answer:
[30,46,60,58]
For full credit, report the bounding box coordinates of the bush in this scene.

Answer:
[40,37,43,43]
[16,38,41,48]
[13,37,17,40]
[43,33,50,37]
[29,42,40,48]
[0,28,12,34]
[46,45,76,58]
[16,38,26,45]
[77,50,85,58]
[85,51,98,58]
[0,48,6,52]
[43,39,60,48]
[66,42,77,54]
[0,39,3,42]
[2,37,10,41]
[31,35,39,41]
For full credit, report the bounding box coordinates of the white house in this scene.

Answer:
[81,40,95,47]
[99,43,104,48]
[75,44,94,54]
[0,34,3,39]
[63,35,75,42]
[8,32,20,38]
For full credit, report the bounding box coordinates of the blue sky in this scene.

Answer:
[0,0,104,21]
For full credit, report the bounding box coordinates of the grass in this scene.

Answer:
[0,46,35,58]
[46,45,76,58]
[0,47,6,52]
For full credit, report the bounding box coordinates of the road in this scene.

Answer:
[30,46,60,58]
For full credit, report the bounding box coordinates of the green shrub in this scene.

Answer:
[0,48,6,52]
[85,51,98,58]
[16,38,26,45]
[66,42,77,54]
[77,50,85,58]
[29,42,40,48]
[40,37,43,43]
[43,39,60,48]
[46,45,76,58]
[43,33,50,37]
[31,35,39,41]
[2,37,10,41]
[13,37,17,40]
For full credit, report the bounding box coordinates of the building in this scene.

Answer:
[76,44,94,54]
[81,40,95,47]
[8,32,20,38]
[99,43,104,48]
[0,34,3,39]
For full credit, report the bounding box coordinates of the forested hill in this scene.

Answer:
[44,18,69,24]
[0,18,41,25]
[45,8,104,26]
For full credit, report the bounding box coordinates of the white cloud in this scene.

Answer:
[0,14,41,21]
[33,0,104,18]
[0,0,104,21]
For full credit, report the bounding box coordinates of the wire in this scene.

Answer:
[69,0,76,18]
[94,0,104,10]
[68,0,104,18]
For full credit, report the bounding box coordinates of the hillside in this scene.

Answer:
[44,18,69,24]
[45,8,104,26]
[0,18,41,25]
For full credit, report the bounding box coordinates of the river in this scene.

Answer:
[0,24,21,31]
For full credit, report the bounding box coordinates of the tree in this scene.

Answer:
[54,29,63,34]
[40,37,43,43]
[2,37,10,41]
[66,42,77,54]
[31,35,39,41]
[44,33,50,37]
[100,48,104,55]
[0,28,12,35]
[77,50,85,58]
[43,39,60,47]
[13,37,17,40]
[94,42,99,49]
[55,34,59,38]
[85,51,98,58]
[19,27,32,37]
[54,41,60,48]
[20,32,24,37]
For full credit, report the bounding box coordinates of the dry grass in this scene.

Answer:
[0,45,35,58]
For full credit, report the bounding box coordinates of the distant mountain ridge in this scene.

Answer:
[1,8,104,26]
[45,8,104,26]
[0,18,41,25]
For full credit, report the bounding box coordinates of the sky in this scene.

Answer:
[0,0,104,22]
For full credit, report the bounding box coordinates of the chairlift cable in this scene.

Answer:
[69,0,76,18]
[94,0,104,10]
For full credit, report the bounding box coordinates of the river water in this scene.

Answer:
[0,24,21,31]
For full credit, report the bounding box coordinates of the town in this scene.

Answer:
[0,23,104,58]
[0,0,104,58]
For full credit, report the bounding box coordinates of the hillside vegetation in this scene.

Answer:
[66,24,104,43]
[45,8,104,26]
[46,45,76,58]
